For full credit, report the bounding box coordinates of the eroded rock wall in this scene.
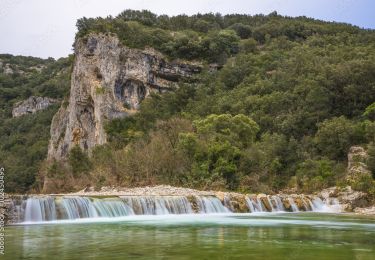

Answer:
[12,96,58,117]
[48,33,200,159]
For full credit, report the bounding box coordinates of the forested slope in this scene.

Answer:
[3,10,375,194]
[0,55,72,191]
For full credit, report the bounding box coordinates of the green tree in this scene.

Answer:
[68,146,92,177]
[315,117,362,160]
[363,102,375,121]
[194,114,259,148]
[296,159,336,192]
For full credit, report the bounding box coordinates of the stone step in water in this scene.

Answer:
[6,193,342,223]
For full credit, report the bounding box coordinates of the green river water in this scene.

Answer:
[4,212,375,259]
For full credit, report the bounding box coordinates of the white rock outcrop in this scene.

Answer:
[47,33,201,159]
[12,96,58,117]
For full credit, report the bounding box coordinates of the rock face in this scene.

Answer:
[48,33,201,159]
[319,186,371,211]
[0,194,22,224]
[354,206,375,215]
[12,96,58,117]
[347,146,371,180]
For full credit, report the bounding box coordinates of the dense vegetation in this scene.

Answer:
[75,10,364,63]
[3,10,375,195]
[58,10,375,194]
[0,55,72,192]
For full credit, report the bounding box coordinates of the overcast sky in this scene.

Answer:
[0,0,374,59]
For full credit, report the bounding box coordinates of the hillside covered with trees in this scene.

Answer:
[2,10,375,195]
[0,54,72,191]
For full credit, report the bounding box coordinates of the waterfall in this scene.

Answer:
[288,198,299,212]
[256,197,266,212]
[23,196,135,222]
[245,197,264,212]
[245,197,256,212]
[120,196,192,215]
[92,198,134,217]
[301,196,311,211]
[195,196,230,213]
[24,197,56,222]
[266,196,276,212]
[59,197,97,219]
[12,193,343,223]
[246,196,285,213]
[223,195,234,212]
[271,196,285,211]
[310,197,342,213]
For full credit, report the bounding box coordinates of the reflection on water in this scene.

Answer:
[5,213,375,260]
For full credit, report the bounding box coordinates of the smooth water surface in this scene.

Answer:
[5,213,375,259]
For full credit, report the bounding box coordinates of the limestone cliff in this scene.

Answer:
[12,96,58,117]
[48,33,201,159]
[347,146,371,180]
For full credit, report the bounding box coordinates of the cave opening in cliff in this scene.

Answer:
[114,79,146,110]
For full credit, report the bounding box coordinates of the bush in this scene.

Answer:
[367,143,375,178]
[68,146,92,177]
[351,172,375,197]
[296,159,336,192]
[315,117,363,160]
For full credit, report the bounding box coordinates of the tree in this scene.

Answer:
[315,116,362,160]
[367,143,375,178]
[194,114,259,148]
[363,102,375,121]
[68,146,92,177]
[239,38,258,53]
[229,23,252,39]
[296,159,336,192]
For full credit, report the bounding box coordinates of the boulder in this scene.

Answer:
[223,193,248,213]
[281,197,292,211]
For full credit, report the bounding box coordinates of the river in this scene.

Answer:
[5,212,375,259]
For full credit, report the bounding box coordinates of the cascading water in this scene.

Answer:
[300,196,312,211]
[11,194,342,224]
[271,196,285,211]
[92,198,134,217]
[59,197,97,219]
[310,197,342,212]
[288,198,300,212]
[195,196,230,213]
[245,197,266,212]
[24,197,57,222]
[256,197,266,212]
[245,197,256,213]
[120,196,192,215]
[266,196,276,212]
